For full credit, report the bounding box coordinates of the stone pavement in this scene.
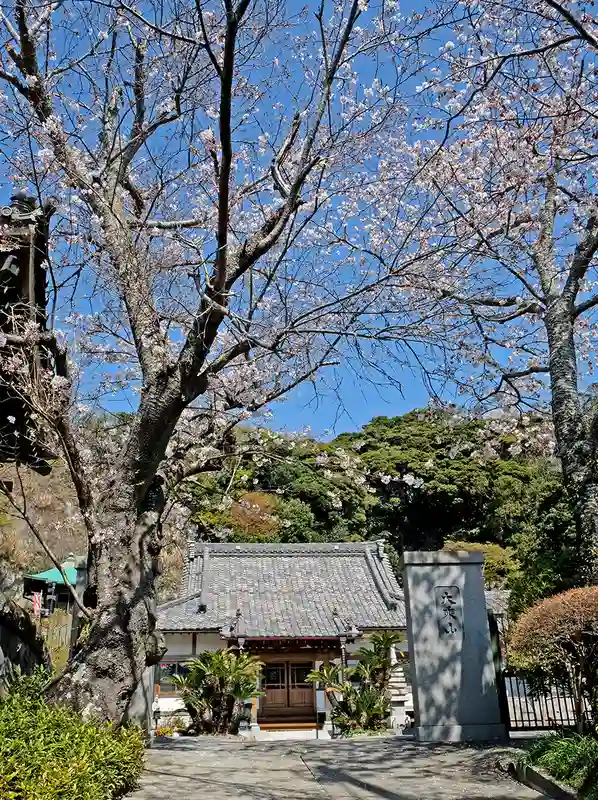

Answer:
[132,737,547,800]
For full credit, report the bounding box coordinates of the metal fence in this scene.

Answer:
[501,672,588,731]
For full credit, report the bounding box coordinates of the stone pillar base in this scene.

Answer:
[416,723,507,743]
[321,720,334,738]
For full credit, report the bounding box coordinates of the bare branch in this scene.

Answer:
[1,474,90,619]
[575,294,598,318]
[543,0,598,51]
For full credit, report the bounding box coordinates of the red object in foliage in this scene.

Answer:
[32,591,42,618]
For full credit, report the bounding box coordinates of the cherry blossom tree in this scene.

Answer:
[0,0,441,721]
[375,0,598,582]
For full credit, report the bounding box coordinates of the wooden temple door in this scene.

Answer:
[261,661,315,718]
[262,664,287,711]
[288,663,313,710]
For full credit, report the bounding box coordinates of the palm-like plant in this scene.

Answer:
[355,631,404,690]
[306,663,347,692]
[172,648,263,734]
[332,684,390,733]
[307,631,403,735]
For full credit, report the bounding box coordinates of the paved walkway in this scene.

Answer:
[132,737,547,800]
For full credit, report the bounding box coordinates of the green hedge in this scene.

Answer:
[525,732,598,800]
[0,670,144,800]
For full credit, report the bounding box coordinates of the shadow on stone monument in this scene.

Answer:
[403,550,506,743]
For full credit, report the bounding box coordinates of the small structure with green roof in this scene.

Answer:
[23,554,86,615]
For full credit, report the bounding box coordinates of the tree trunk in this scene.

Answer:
[45,476,166,722]
[45,377,185,722]
[545,300,598,583]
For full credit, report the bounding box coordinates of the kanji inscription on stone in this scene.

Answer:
[434,585,462,637]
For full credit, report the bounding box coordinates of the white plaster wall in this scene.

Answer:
[346,633,371,655]
[162,631,224,658]
[196,632,226,652]
[157,695,187,715]
[163,633,193,657]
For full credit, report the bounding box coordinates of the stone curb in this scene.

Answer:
[505,760,578,800]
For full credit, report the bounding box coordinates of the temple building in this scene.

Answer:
[155,541,411,733]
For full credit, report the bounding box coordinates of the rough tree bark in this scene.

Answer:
[545,300,598,584]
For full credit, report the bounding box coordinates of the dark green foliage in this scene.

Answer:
[337,411,562,552]
[172,648,263,734]
[182,408,577,616]
[507,481,577,616]
[0,669,144,800]
[525,733,598,799]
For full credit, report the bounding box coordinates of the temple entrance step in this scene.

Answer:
[258,721,319,731]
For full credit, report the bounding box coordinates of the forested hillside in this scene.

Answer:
[180,409,577,614]
[1,408,576,614]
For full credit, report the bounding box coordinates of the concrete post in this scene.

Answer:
[68,556,87,659]
[403,550,506,742]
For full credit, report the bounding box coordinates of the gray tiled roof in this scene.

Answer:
[157,541,406,637]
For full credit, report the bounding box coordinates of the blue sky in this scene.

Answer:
[268,371,431,437]
[0,0,441,441]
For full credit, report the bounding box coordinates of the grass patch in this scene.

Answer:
[524,732,598,799]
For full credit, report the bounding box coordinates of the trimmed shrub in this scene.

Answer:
[0,670,144,800]
[526,733,598,800]
[510,586,598,731]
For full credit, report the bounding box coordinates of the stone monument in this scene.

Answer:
[403,550,506,742]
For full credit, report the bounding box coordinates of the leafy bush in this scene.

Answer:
[308,631,402,735]
[525,733,598,800]
[509,587,598,731]
[169,714,188,732]
[330,683,391,734]
[173,648,262,734]
[443,540,517,589]
[0,669,144,800]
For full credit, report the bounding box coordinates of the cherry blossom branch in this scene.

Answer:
[432,180,544,302]
[0,4,173,385]
[543,0,598,51]
[194,0,222,77]
[176,0,364,403]
[215,0,251,293]
[563,205,598,303]
[2,328,97,531]
[116,1,204,45]
[134,215,209,230]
